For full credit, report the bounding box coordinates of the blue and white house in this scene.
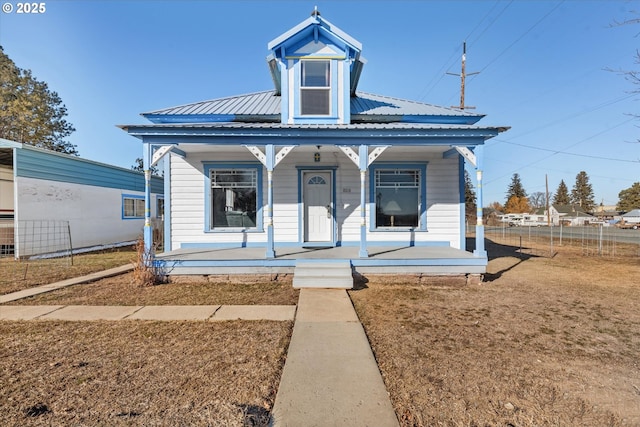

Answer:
[121,11,508,282]
[0,138,164,257]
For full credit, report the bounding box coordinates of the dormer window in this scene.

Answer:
[300,60,330,115]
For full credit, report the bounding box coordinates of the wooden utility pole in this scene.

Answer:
[447,41,479,110]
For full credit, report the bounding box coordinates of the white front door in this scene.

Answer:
[303,171,333,243]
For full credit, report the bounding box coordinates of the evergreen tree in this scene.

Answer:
[617,182,640,211]
[0,46,77,155]
[131,157,160,176]
[464,170,476,222]
[570,171,595,212]
[505,173,527,205]
[553,180,570,205]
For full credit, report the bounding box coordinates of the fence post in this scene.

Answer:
[67,221,74,266]
[598,225,603,257]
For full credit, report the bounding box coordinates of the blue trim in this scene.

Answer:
[202,162,264,233]
[292,59,341,124]
[473,145,486,257]
[163,156,172,251]
[122,193,145,220]
[178,240,451,249]
[368,163,428,232]
[297,167,338,245]
[265,145,275,258]
[181,242,265,249]
[155,256,487,271]
[131,132,492,148]
[145,114,236,124]
[358,145,368,257]
[458,155,466,250]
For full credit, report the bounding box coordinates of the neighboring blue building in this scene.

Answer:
[121,11,508,281]
[0,138,164,257]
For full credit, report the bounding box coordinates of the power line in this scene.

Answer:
[474,0,565,76]
[499,139,640,164]
[487,93,636,145]
[417,0,512,102]
[485,117,638,185]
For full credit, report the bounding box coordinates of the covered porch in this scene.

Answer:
[155,244,486,276]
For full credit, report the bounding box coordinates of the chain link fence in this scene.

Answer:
[481,225,640,258]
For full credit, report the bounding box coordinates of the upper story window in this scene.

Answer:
[300,60,330,115]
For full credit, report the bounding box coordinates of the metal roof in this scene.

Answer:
[142,90,484,124]
[143,91,281,118]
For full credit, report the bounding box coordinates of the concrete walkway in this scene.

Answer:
[0,264,134,304]
[0,264,295,321]
[0,304,296,321]
[1,267,399,425]
[270,289,399,427]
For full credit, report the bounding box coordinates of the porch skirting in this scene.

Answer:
[154,245,487,276]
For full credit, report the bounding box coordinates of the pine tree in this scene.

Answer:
[617,182,640,211]
[570,171,595,212]
[0,46,77,155]
[553,180,570,205]
[464,170,476,222]
[505,173,527,205]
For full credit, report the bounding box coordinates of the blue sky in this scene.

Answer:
[1,0,638,207]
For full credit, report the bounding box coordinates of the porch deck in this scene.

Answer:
[155,245,486,275]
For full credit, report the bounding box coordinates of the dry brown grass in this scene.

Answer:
[3,237,639,426]
[8,272,299,306]
[0,320,291,426]
[0,247,135,295]
[350,239,640,426]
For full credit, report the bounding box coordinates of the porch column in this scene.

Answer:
[474,145,486,257]
[143,142,153,260]
[265,144,275,259]
[358,144,368,258]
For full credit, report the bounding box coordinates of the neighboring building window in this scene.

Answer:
[123,195,145,219]
[374,169,421,228]
[300,60,330,115]
[156,197,164,219]
[210,168,258,229]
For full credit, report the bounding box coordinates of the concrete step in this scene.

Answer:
[293,261,354,289]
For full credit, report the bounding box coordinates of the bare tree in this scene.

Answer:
[529,192,546,210]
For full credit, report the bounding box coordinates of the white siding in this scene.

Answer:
[15,176,159,254]
[169,146,462,248]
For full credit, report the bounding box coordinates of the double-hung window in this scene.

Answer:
[371,165,427,230]
[210,168,258,229]
[300,60,330,115]
[123,195,145,219]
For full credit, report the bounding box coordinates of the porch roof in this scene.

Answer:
[120,121,507,146]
